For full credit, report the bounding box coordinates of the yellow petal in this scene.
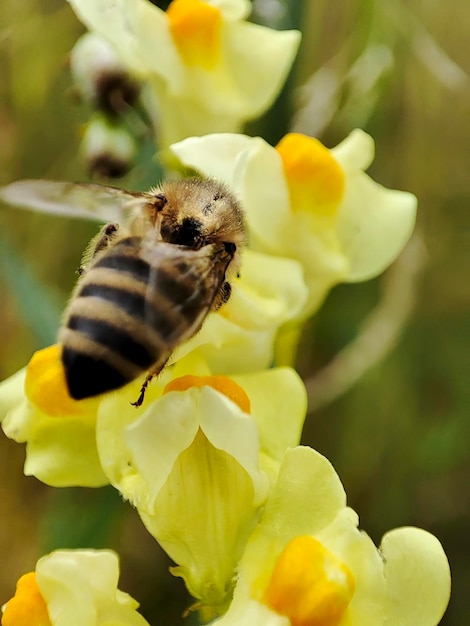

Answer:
[0,367,26,423]
[155,429,258,608]
[25,345,99,418]
[36,549,150,625]
[167,0,222,69]
[2,572,51,626]
[264,536,355,626]
[164,374,251,414]
[380,527,451,625]
[276,134,345,218]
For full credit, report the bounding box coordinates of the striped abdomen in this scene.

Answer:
[59,236,222,400]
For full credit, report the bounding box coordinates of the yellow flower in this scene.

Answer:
[1,550,149,626]
[170,129,417,317]
[67,0,301,146]
[0,238,307,481]
[0,239,307,485]
[0,346,107,487]
[209,447,451,626]
[96,368,306,611]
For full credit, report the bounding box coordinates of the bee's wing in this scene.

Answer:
[141,241,231,348]
[0,179,153,223]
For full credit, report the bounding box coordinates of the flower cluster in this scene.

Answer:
[67,0,301,173]
[1,0,450,625]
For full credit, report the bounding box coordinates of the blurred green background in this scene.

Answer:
[0,0,468,624]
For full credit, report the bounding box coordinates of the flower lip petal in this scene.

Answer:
[338,176,417,282]
[331,128,375,171]
[197,385,268,503]
[35,549,150,625]
[123,390,200,505]
[170,132,256,183]
[2,354,107,488]
[232,368,307,474]
[209,0,252,21]
[380,527,451,626]
[0,367,26,423]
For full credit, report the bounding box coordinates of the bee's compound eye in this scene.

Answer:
[155,193,168,210]
[223,241,237,256]
[104,223,118,236]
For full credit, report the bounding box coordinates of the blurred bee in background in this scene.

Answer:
[0,178,245,406]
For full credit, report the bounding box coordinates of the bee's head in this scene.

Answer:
[159,178,246,254]
[161,214,205,248]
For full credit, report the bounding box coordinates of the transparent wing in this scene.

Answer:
[141,241,231,348]
[0,179,154,223]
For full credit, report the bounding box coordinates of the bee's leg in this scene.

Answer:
[91,223,120,257]
[131,364,165,407]
[212,281,232,311]
[78,223,120,275]
[131,373,154,408]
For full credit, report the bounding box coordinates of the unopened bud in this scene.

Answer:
[81,114,137,178]
[70,32,140,114]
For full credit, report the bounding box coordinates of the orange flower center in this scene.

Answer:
[263,536,355,626]
[1,572,51,626]
[163,374,251,413]
[276,134,345,217]
[25,345,99,417]
[167,0,222,70]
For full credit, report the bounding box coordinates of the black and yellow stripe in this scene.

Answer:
[59,237,230,400]
[60,238,169,399]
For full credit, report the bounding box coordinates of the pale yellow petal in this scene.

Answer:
[144,429,259,607]
[96,378,179,504]
[222,21,301,117]
[212,582,290,625]
[67,0,145,72]
[154,87,244,146]
[0,367,26,422]
[3,402,107,487]
[198,386,269,503]
[233,137,292,253]
[380,527,451,626]
[172,250,307,373]
[331,128,375,172]
[37,550,149,626]
[232,368,307,477]
[315,508,388,625]
[240,447,347,591]
[337,172,417,281]
[169,132,255,184]
[209,0,252,21]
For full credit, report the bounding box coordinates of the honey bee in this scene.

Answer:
[0,178,245,405]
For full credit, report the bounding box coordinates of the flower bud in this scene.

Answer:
[70,32,140,114]
[81,113,137,178]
